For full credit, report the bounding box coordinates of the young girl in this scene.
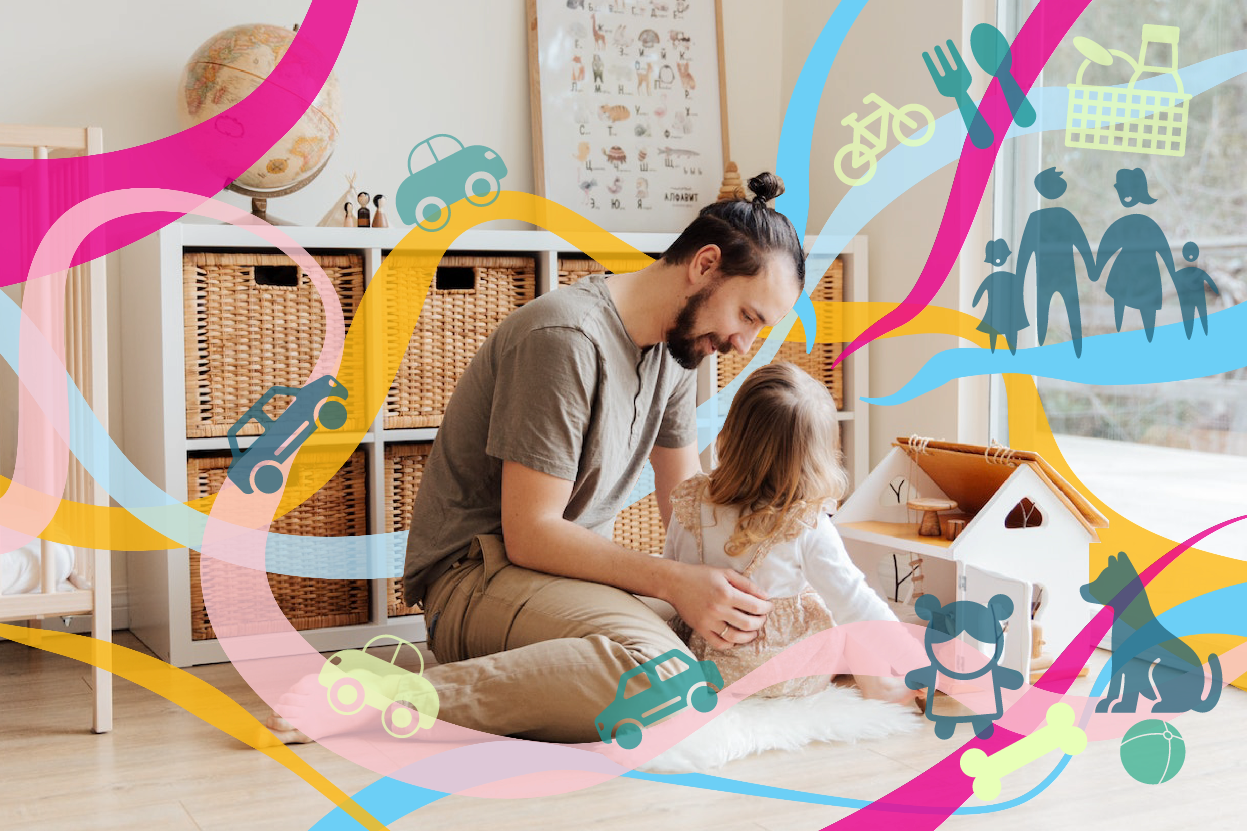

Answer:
[664,362,918,702]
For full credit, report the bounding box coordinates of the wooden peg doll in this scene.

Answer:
[342,202,354,227]
[371,194,389,228]
[356,191,371,227]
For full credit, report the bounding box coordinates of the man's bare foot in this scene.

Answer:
[265,672,384,744]
[266,711,313,744]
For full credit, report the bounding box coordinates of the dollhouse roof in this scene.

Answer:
[895,437,1109,538]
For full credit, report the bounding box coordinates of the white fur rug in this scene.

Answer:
[639,685,923,773]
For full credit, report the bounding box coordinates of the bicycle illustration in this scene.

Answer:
[834,94,935,186]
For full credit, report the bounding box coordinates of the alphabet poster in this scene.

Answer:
[528,0,726,233]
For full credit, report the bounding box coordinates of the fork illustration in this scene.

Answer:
[923,40,994,149]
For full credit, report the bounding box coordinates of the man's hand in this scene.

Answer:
[664,561,773,650]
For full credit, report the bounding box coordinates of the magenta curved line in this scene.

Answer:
[0,189,342,554]
[834,0,1092,368]
[824,513,1247,829]
[0,0,357,288]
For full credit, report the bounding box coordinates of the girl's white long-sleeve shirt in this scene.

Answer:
[661,496,898,627]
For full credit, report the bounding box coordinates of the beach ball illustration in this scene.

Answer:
[1120,719,1185,784]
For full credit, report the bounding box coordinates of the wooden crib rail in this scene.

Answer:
[0,123,111,733]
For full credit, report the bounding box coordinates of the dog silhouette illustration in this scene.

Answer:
[1081,552,1221,714]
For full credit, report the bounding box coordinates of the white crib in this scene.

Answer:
[0,124,112,733]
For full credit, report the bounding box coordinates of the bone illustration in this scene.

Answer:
[959,703,1087,802]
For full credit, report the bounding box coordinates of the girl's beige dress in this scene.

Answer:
[664,473,899,698]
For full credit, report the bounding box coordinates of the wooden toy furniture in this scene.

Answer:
[908,497,957,537]
[834,437,1109,678]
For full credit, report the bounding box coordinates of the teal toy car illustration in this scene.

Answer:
[318,635,440,739]
[396,134,508,231]
[595,650,723,749]
[226,375,348,495]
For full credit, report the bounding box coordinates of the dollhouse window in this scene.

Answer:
[879,475,917,507]
[1004,497,1044,529]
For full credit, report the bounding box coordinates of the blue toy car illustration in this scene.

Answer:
[396,134,507,231]
[226,375,349,495]
[595,650,723,749]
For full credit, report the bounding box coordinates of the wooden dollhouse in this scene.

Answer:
[833,437,1109,678]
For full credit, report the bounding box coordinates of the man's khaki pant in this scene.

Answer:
[420,534,691,743]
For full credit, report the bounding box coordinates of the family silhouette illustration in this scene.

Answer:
[974,167,1218,356]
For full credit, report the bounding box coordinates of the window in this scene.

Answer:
[997,0,1247,559]
[1004,497,1044,529]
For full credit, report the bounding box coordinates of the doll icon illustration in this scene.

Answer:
[1173,242,1219,338]
[905,593,1025,739]
[973,238,1028,354]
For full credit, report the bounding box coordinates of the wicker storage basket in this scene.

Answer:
[383,442,434,616]
[613,492,666,555]
[558,252,656,285]
[183,251,365,438]
[384,254,535,429]
[187,451,371,640]
[717,258,844,408]
[558,257,609,284]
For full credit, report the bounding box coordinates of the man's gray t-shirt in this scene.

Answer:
[402,273,697,606]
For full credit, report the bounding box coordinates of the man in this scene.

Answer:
[1014,167,1096,358]
[270,177,807,743]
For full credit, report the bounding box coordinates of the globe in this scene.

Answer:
[177,23,341,215]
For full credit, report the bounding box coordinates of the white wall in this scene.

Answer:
[0,0,979,622]
[780,0,987,466]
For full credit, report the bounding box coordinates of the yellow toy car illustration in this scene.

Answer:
[318,635,440,738]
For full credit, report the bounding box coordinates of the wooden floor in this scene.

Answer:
[1,631,1244,830]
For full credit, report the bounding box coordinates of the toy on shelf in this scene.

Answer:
[371,194,389,228]
[319,172,360,227]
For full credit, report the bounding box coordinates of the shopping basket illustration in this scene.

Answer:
[1065,25,1191,157]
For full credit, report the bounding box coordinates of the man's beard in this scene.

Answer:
[666,283,730,370]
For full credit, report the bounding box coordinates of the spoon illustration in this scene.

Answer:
[970,23,1036,128]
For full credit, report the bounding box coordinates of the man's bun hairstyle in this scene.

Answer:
[661,171,804,287]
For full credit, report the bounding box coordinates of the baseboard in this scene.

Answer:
[0,600,130,641]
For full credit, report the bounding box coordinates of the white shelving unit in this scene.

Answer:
[817,234,869,491]
[120,223,869,666]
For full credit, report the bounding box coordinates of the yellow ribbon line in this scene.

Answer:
[0,623,390,831]
[3,190,1244,636]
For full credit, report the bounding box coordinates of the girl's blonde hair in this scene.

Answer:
[707,362,849,556]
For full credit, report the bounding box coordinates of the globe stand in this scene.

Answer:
[227,153,332,227]
[243,197,294,226]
